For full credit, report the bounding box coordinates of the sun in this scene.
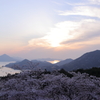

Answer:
[49,41,61,47]
[42,22,72,47]
[43,33,63,47]
[29,21,78,48]
[42,36,62,47]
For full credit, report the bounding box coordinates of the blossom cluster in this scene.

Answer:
[0,70,100,100]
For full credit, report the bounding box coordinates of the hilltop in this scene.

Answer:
[0,54,19,62]
[62,50,100,71]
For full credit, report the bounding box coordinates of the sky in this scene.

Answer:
[0,0,100,60]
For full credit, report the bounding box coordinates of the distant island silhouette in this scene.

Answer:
[0,54,18,62]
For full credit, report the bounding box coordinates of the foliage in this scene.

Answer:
[74,67,100,77]
[58,68,73,78]
[0,69,100,100]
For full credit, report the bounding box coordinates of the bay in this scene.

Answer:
[0,61,16,67]
[0,61,21,77]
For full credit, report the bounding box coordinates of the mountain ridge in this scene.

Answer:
[5,59,58,71]
[62,50,100,71]
[55,58,73,66]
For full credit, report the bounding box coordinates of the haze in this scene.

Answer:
[0,0,100,60]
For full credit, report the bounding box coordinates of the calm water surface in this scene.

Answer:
[0,61,15,67]
[0,61,20,76]
[48,60,60,64]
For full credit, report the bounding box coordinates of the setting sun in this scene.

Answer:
[0,0,100,60]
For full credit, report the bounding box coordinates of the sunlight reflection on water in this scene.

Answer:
[48,60,60,64]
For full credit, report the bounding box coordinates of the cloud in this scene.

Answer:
[52,1,64,5]
[66,2,86,6]
[28,20,83,48]
[59,6,100,18]
[26,18,100,50]
[66,0,100,5]
[28,38,51,47]
[11,18,100,59]
[88,0,100,5]
[61,19,100,46]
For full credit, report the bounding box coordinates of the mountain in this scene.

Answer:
[5,59,58,71]
[0,54,17,62]
[55,59,73,66]
[62,50,100,71]
[31,60,57,71]
[5,59,34,70]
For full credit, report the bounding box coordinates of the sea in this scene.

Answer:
[0,61,21,77]
[0,60,60,77]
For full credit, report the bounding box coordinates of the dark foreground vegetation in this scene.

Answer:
[74,67,100,77]
[0,68,100,100]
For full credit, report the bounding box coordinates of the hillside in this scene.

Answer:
[0,70,100,100]
[55,59,73,66]
[5,59,31,70]
[5,59,58,71]
[62,50,100,71]
[31,60,57,71]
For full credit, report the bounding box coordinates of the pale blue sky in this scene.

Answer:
[0,0,100,59]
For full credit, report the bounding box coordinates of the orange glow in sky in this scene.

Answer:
[0,0,100,59]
